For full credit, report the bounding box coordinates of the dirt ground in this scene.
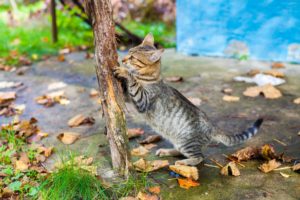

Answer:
[1,49,299,200]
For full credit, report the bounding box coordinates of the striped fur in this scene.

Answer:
[114,33,263,166]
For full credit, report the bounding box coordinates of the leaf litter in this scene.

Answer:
[68,114,95,127]
[133,158,169,172]
[57,132,80,144]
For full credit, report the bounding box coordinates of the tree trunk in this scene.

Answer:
[84,0,129,176]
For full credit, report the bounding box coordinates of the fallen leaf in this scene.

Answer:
[271,62,285,69]
[137,191,159,200]
[293,98,300,104]
[261,84,282,99]
[258,159,281,173]
[148,186,160,194]
[36,154,46,162]
[230,146,259,161]
[139,135,161,144]
[169,165,198,180]
[165,76,183,82]
[243,84,282,99]
[247,69,261,76]
[259,144,276,160]
[187,97,202,106]
[37,146,53,157]
[280,172,290,178]
[57,54,65,62]
[131,146,149,157]
[0,91,16,104]
[59,48,71,54]
[1,187,14,198]
[264,70,285,78]
[15,160,29,171]
[35,90,69,107]
[27,132,49,143]
[16,66,30,75]
[220,162,240,176]
[221,88,233,94]
[68,114,95,127]
[128,128,144,139]
[133,158,169,172]
[143,143,157,150]
[177,178,200,189]
[223,95,240,102]
[0,81,22,89]
[90,88,99,97]
[292,163,300,172]
[243,86,261,97]
[57,132,80,144]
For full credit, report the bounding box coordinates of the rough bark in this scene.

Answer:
[84,0,129,176]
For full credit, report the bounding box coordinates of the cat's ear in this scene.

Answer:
[149,49,164,63]
[142,33,154,46]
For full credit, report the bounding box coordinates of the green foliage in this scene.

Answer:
[112,172,153,199]
[40,165,109,200]
[118,20,176,48]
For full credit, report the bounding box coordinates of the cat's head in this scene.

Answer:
[122,33,164,82]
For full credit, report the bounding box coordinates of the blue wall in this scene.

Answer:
[177,0,300,62]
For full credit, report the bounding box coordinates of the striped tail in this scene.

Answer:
[212,118,264,146]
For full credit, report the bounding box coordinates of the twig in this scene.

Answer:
[222,154,245,167]
[273,139,287,146]
[273,166,293,171]
[209,158,224,168]
[204,163,220,169]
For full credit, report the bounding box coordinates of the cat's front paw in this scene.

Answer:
[113,66,129,78]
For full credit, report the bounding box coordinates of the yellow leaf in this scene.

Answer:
[57,132,80,144]
[131,146,149,157]
[169,165,199,180]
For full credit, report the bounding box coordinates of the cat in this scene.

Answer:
[113,33,263,166]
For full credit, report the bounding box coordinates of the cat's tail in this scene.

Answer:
[212,118,263,146]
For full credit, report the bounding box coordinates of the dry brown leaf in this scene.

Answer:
[220,162,240,176]
[177,178,200,189]
[165,76,183,82]
[27,131,49,143]
[90,88,99,97]
[128,128,144,139]
[243,86,261,97]
[247,69,261,76]
[137,191,159,200]
[264,70,285,78]
[57,54,65,62]
[37,146,53,157]
[293,98,300,104]
[148,186,161,194]
[271,62,285,69]
[222,88,233,94]
[15,160,29,171]
[1,187,14,198]
[169,165,199,180]
[258,159,281,173]
[292,163,300,172]
[230,146,259,161]
[223,95,240,102]
[36,154,46,163]
[133,158,169,172]
[68,114,95,127]
[259,144,276,160]
[243,84,282,99]
[0,91,16,104]
[131,146,149,157]
[261,84,282,99]
[36,90,69,107]
[187,97,202,106]
[139,135,161,144]
[143,143,157,150]
[57,132,80,144]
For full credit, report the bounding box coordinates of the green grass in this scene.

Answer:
[118,20,176,48]
[40,166,109,200]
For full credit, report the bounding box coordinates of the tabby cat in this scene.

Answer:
[113,33,263,166]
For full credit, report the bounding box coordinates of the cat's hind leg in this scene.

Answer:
[156,148,182,157]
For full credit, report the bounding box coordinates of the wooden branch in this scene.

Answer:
[84,0,130,177]
[50,0,58,43]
